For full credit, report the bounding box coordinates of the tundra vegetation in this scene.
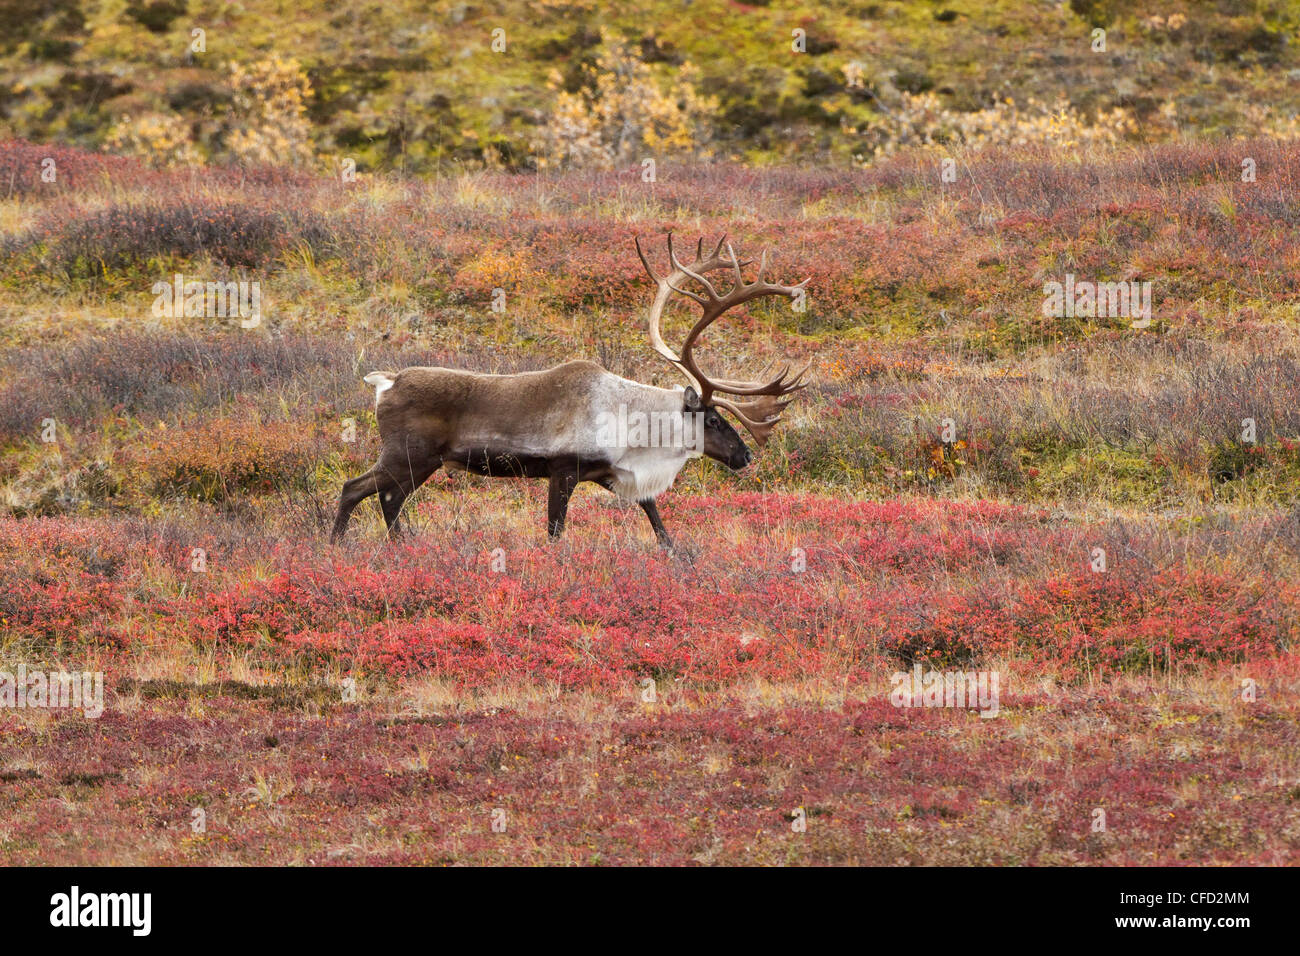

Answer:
[0,0,1298,864]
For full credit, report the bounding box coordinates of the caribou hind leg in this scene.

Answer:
[332,448,440,542]
[378,463,439,538]
[332,467,382,541]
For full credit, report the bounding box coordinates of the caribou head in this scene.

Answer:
[636,232,810,465]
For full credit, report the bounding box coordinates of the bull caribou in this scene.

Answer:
[331,235,809,548]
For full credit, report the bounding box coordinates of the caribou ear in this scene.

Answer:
[682,386,703,410]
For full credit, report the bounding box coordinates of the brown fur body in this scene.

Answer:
[331,360,750,546]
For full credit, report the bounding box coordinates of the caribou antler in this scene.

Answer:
[635,233,742,383]
[636,233,810,446]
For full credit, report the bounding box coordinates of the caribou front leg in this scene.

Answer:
[546,466,580,539]
[638,498,673,550]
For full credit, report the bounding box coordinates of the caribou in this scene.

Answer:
[331,235,810,548]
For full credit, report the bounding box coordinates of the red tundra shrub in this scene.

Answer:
[1,493,1293,687]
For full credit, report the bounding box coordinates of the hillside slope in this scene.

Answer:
[2,1,1299,169]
